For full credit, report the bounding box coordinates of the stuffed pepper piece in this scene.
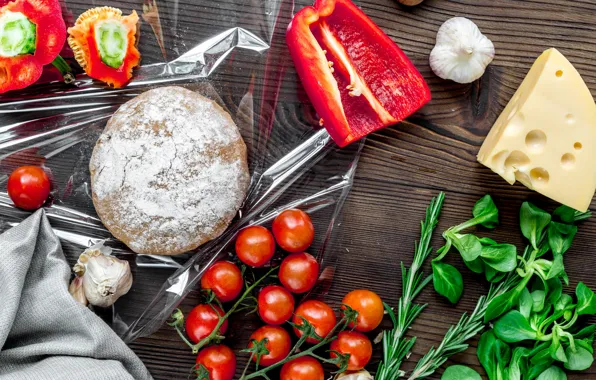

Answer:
[68,7,140,88]
[286,0,431,147]
[0,0,66,93]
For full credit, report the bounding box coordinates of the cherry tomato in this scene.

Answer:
[195,345,236,380]
[185,304,228,344]
[235,226,276,267]
[7,166,50,210]
[201,261,243,302]
[258,285,295,325]
[280,356,324,380]
[279,252,319,294]
[330,331,372,371]
[272,209,314,253]
[248,325,291,366]
[292,300,336,344]
[342,289,384,332]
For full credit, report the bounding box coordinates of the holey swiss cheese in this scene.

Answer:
[478,48,596,212]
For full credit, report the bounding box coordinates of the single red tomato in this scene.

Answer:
[7,166,50,210]
[292,300,336,344]
[185,304,228,344]
[235,226,276,267]
[342,289,384,332]
[272,209,314,253]
[330,331,373,371]
[279,252,319,294]
[195,345,236,380]
[258,285,295,325]
[248,325,291,366]
[280,356,324,380]
[201,261,243,302]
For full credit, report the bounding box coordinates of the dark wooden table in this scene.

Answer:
[127,0,596,378]
[5,0,594,379]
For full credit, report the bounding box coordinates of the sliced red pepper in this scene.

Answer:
[67,7,140,88]
[0,0,66,94]
[286,0,431,147]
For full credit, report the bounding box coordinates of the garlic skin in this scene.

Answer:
[430,17,495,84]
[68,276,88,306]
[73,243,133,308]
[335,370,373,380]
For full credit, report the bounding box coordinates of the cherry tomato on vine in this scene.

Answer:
[258,285,295,325]
[201,261,243,302]
[235,226,276,267]
[195,345,236,380]
[280,356,324,380]
[330,331,372,371]
[248,325,291,366]
[7,166,50,210]
[292,300,336,344]
[342,289,384,332]
[185,304,228,344]
[279,252,319,294]
[272,209,314,253]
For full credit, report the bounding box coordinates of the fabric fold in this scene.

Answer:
[0,210,152,380]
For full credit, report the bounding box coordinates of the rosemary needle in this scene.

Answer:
[375,192,445,380]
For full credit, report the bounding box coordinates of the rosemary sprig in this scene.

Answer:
[375,192,445,380]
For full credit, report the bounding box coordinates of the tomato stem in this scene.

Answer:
[184,266,278,354]
[240,315,351,379]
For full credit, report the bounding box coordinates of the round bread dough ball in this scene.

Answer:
[90,86,250,255]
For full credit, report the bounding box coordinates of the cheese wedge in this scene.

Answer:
[478,48,596,211]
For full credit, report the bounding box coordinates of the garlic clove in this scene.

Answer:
[335,370,374,380]
[430,17,495,84]
[69,276,88,306]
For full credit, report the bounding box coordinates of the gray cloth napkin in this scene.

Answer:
[0,210,152,380]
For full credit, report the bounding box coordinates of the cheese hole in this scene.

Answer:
[505,151,530,171]
[556,70,563,78]
[565,114,575,124]
[561,153,575,169]
[574,142,582,151]
[491,150,510,171]
[525,130,547,154]
[530,167,550,187]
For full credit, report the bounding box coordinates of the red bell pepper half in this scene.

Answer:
[286,0,431,147]
[0,0,67,94]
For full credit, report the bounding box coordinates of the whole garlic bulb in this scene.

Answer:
[72,242,132,308]
[429,17,495,84]
[335,370,374,380]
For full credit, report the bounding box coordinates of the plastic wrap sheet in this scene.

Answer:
[0,0,362,342]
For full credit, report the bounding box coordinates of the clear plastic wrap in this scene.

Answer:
[0,0,362,342]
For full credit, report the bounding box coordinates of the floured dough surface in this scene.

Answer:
[90,86,250,255]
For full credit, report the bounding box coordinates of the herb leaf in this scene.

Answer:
[548,222,577,256]
[432,262,463,304]
[451,233,482,262]
[472,195,499,229]
[564,345,593,370]
[575,282,596,316]
[441,365,482,380]
[494,310,537,343]
[536,366,567,380]
[519,287,533,319]
[480,243,517,272]
[520,202,551,249]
